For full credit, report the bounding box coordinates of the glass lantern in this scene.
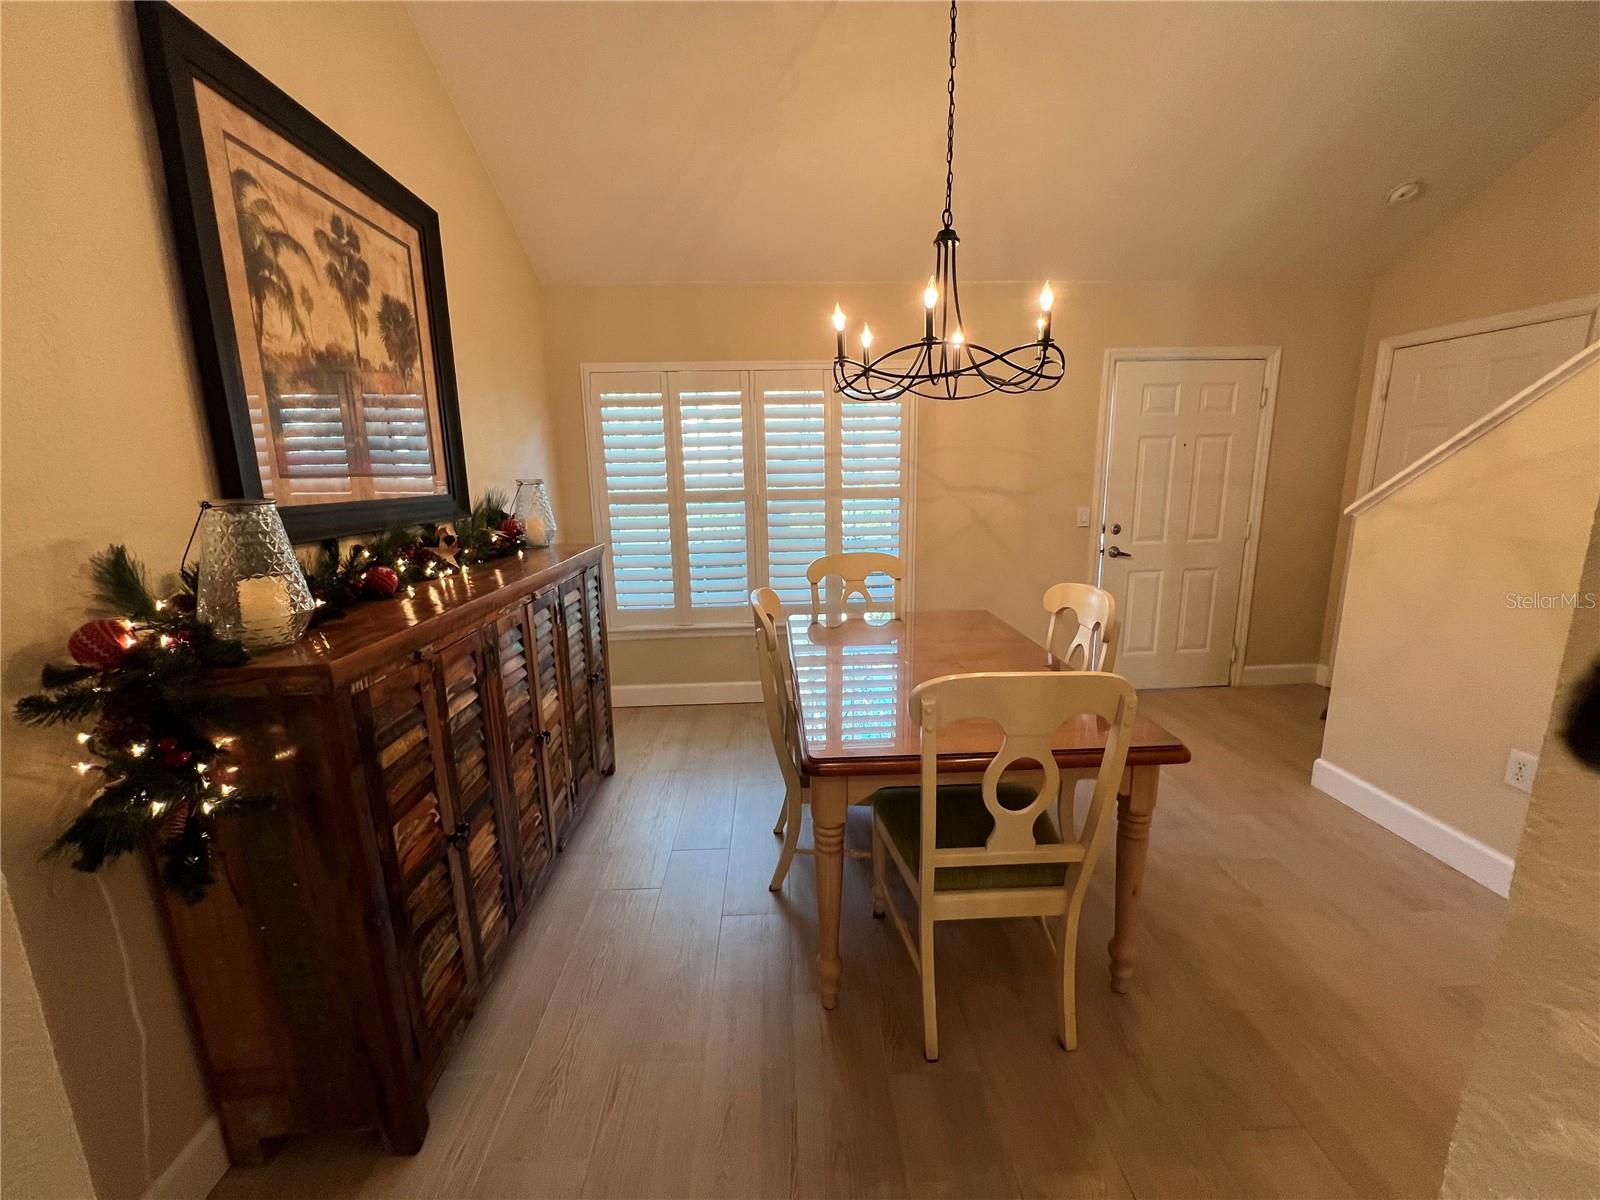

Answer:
[511,479,557,547]
[194,500,315,650]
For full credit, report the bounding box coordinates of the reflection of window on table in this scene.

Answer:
[262,371,435,500]
[789,630,902,748]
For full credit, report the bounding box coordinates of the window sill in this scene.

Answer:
[608,623,750,642]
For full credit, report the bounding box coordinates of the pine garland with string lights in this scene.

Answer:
[15,546,269,902]
[304,489,529,622]
[17,494,531,900]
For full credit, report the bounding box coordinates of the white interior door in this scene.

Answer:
[1372,315,1592,486]
[1099,357,1266,689]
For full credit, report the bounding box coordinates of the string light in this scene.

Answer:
[129,742,147,757]
[149,800,166,817]
[213,735,236,749]
[75,731,92,745]
[218,783,235,797]
[72,761,94,775]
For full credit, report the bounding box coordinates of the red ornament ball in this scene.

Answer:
[68,619,136,669]
[361,565,400,598]
[499,517,524,539]
[155,737,193,768]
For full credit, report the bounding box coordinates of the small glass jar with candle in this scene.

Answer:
[195,500,315,650]
[511,479,557,548]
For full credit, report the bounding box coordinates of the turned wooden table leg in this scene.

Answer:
[1109,765,1159,994]
[811,777,848,1010]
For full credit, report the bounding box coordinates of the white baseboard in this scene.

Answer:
[1239,663,1323,686]
[144,1114,229,1200]
[1310,758,1513,897]
[613,681,761,707]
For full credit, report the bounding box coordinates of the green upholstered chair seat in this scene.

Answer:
[872,783,1067,891]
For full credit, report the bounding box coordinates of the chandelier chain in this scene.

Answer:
[943,0,957,229]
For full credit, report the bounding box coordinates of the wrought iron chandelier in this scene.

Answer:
[832,0,1063,402]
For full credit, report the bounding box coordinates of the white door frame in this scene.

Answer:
[1351,295,1599,503]
[1087,346,1282,687]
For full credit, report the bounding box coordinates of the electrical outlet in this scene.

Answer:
[1076,505,1090,528]
[1504,750,1538,794]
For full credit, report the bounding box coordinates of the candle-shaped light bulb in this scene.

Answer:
[832,303,846,360]
[860,324,874,352]
[1039,281,1054,313]
[831,303,847,332]
[949,328,965,347]
[923,277,938,309]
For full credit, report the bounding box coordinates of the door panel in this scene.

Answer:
[1374,315,1591,485]
[1101,357,1266,689]
[489,609,554,898]
[430,634,515,976]
[559,576,599,812]
[529,590,575,845]
[353,662,474,1059]
[582,565,615,776]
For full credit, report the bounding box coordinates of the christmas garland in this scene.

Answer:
[15,547,264,902]
[16,492,533,902]
[305,490,530,619]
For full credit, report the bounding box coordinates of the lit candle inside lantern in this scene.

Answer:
[237,576,292,643]
[524,513,548,545]
[923,276,938,341]
[832,304,847,360]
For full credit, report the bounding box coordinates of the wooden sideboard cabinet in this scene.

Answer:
[153,544,615,1163]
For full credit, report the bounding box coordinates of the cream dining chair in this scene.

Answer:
[751,587,810,890]
[752,587,870,890]
[869,670,1138,1061]
[806,552,906,620]
[1042,582,1118,672]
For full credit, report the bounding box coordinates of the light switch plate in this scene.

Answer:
[1504,749,1538,794]
[1076,506,1090,528]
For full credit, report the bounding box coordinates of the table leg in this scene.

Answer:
[1109,765,1159,994]
[811,777,848,1010]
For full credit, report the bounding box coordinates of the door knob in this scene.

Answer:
[1107,546,1133,559]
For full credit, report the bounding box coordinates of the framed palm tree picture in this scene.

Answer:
[138,1,469,542]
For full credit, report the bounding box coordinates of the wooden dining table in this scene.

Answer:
[786,607,1191,1010]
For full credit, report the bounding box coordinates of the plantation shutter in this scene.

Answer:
[586,363,910,629]
[755,369,831,608]
[672,371,752,611]
[591,371,676,618]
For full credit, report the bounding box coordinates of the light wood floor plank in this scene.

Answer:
[209,687,1505,1200]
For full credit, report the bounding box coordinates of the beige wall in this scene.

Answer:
[1441,494,1600,1198]
[1320,357,1600,857]
[1,879,96,1200]
[545,279,1370,688]
[0,3,555,1194]
[1321,101,1600,663]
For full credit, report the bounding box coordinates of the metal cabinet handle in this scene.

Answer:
[445,820,470,849]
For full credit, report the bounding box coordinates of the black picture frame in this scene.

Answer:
[136,0,470,543]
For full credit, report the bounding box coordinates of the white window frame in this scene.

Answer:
[581,360,917,636]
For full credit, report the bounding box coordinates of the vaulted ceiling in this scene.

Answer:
[410,1,1600,285]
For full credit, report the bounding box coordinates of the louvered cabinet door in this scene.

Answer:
[528,590,575,847]
[581,564,615,776]
[354,661,475,1061]
[488,608,554,901]
[429,633,515,976]
[557,576,599,815]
